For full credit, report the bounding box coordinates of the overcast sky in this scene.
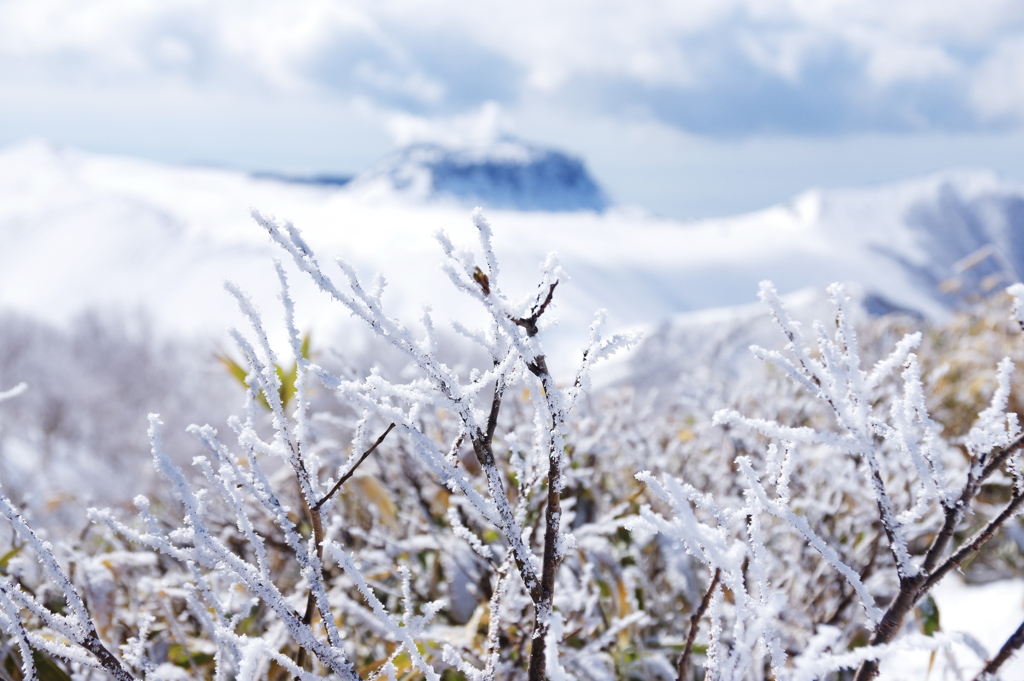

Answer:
[4,0,1024,218]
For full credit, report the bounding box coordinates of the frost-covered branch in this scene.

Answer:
[677,567,720,681]
[633,281,1024,680]
[0,490,135,681]
[245,208,632,679]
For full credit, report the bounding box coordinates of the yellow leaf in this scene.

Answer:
[352,475,398,526]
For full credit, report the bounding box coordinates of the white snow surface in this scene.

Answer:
[882,576,1024,680]
[0,139,1021,372]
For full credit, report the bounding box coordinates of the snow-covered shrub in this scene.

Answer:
[0,208,642,681]
[915,292,1024,441]
[0,310,234,526]
[0,210,1021,681]
[630,282,1024,680]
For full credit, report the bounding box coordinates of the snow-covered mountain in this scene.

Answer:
[0,139,1021,374]
[790,170,1021,306]
[345,139,609,212]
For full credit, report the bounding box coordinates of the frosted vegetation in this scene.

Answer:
[0,211,1022,681]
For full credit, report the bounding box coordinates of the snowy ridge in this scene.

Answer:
[625,283,928,393]
[795,170,1023,304]
[0,139,1023,373]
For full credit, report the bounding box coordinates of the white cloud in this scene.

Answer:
[386,101,511,147]
[738,28,824,84]
[970,38,1024,122]
[0,0,1023,133]
[861,41,960,86]
[353,62,445,104]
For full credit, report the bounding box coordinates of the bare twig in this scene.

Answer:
[923,434,1024,576]
[509,280,569,681]
[512,282,557,338]
[856,435,1024,681]
[981,434,1024,482]
[313,423,396,512]
[81,635,137,681]
[974,619,1024,681]
[296,422,394,669]
[469,423,541,602]
[923,490,1024,594]
[678,568,721,681]
[527,385,563,681]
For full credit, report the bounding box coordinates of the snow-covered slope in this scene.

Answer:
[345,139,609,212]
[0,139,1021,373]
[793,170,1021,305]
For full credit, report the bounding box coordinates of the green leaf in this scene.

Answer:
[0,545,23,574]
[917,594,940,637]
[32,651,72,681]
[275,363,292,410]
[217,332,311,412]
[216,354,249,388]
[216,353,270,411]
[916,595,941,677]
[168,643,214,669]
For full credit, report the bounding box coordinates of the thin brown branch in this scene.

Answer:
[857,437,1024,681]
[921,481,980,576]
[923,490,1024,594]
[466,375,541,599]
[513,282,558,338]
[528,398,563,681]
[923,434,1024,575]
[295,493,325,671]
[866,460,912,585]
[974,619,1024,680]
[80,631,137,681]
[532,283,557,321]
[826,540,879,627]
[313,423,396,512]
[295,423,393,670]
[470,431,541,602]
[678,568,721,681]
[509,278,567,681]
[981,434,1024,483]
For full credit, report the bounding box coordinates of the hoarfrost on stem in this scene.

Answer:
[633,281,1024,680]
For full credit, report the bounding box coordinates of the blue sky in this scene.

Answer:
[3,0,1024,218]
